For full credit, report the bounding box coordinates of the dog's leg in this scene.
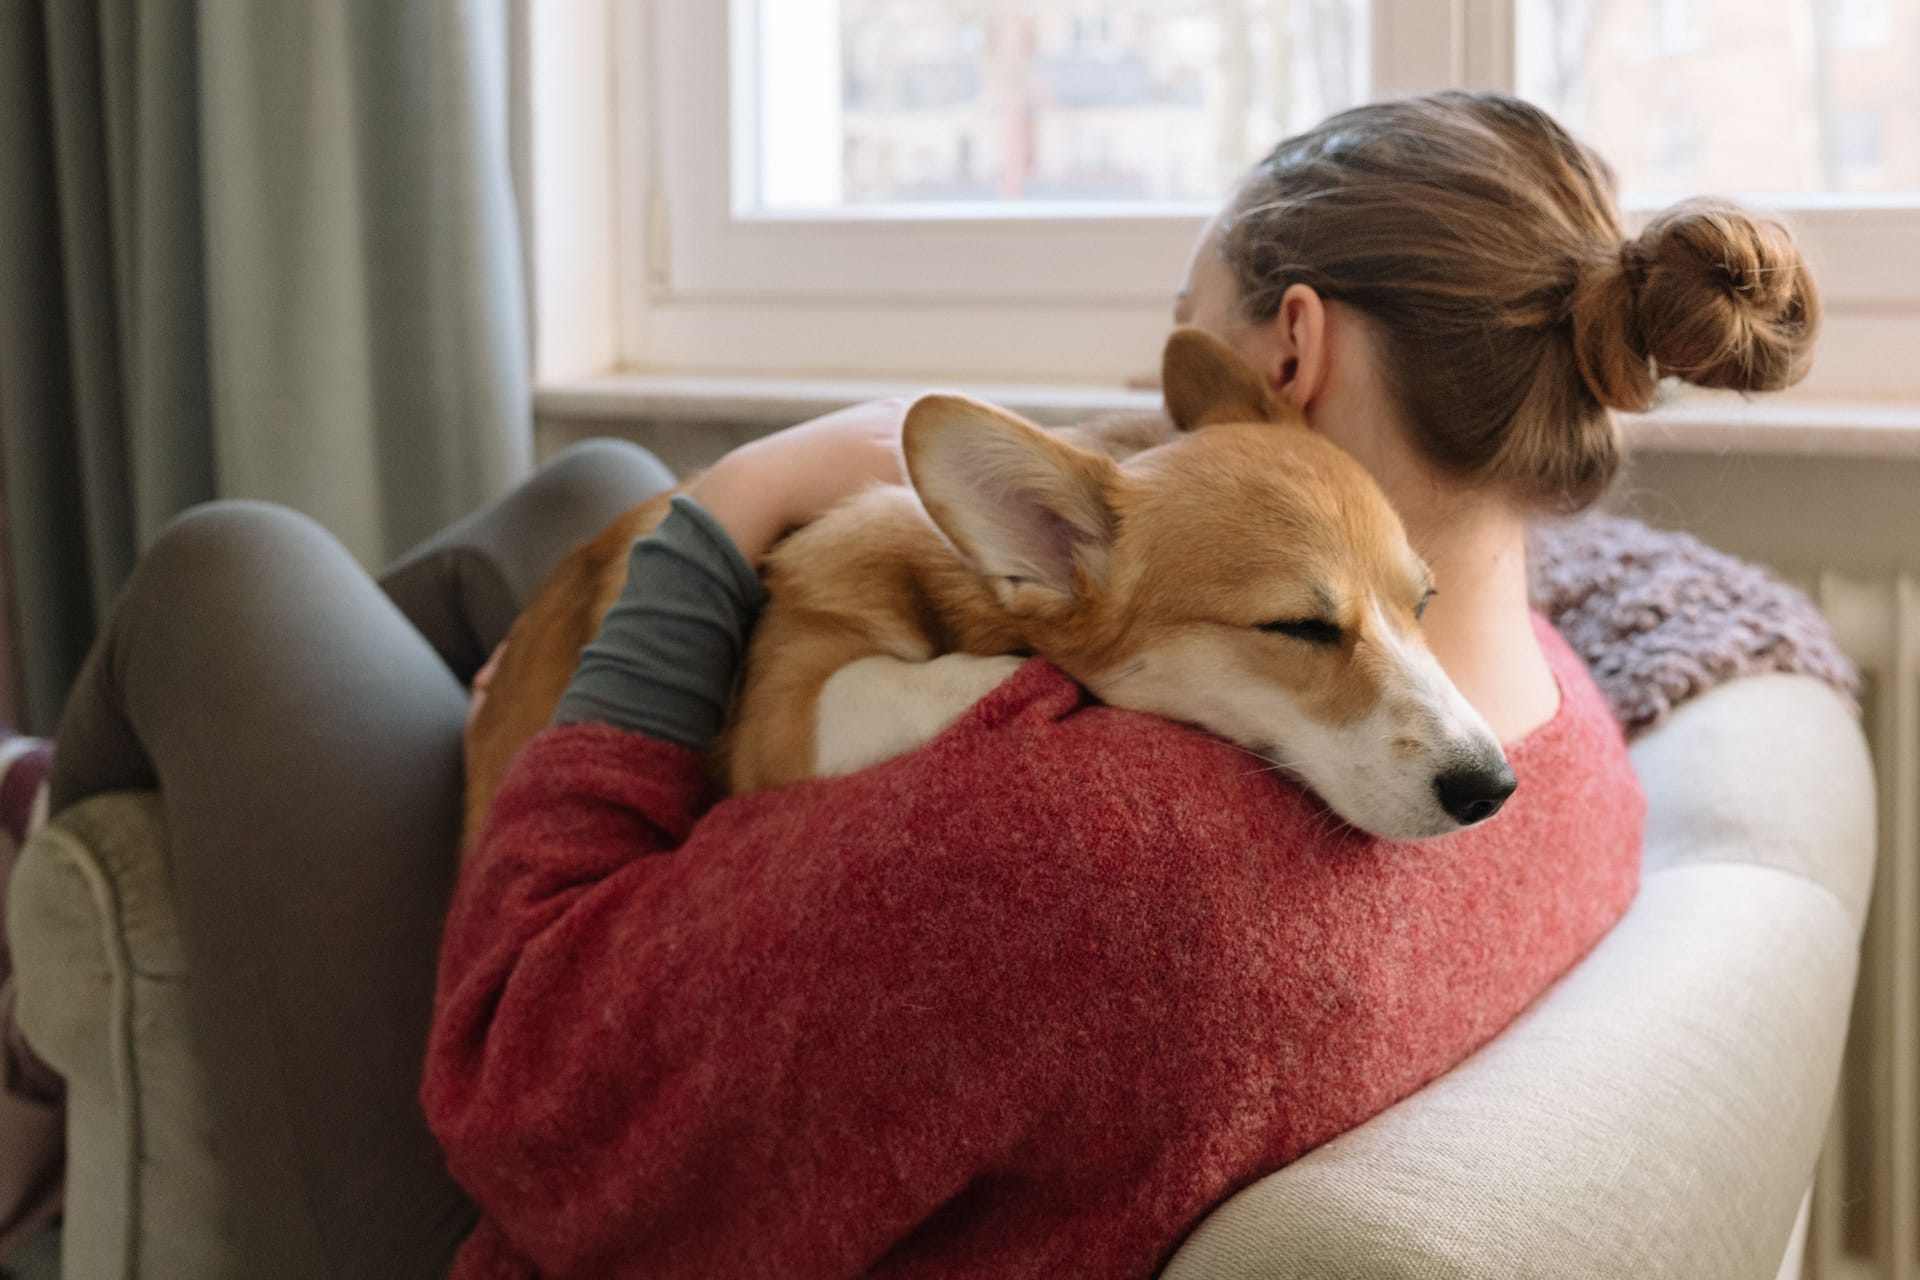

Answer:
[812,653,1028,779]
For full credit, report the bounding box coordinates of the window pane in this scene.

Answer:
[750,0,1372,211]
[1517,0,1920,196]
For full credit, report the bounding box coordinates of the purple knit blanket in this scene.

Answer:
[1529,512,1860,738]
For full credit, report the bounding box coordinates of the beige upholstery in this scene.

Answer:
[8,675,1875,1280]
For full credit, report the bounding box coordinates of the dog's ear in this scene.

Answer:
[905,394,1117,615]
[1162,326,1292,431]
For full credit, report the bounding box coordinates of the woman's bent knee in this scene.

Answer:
[52,501,381,811]
[500,439,678,561]
[539,438,677,507]
[98,503,350,678]
[103,500,422,717]
[380,439,678,665]
[143,501,350,594]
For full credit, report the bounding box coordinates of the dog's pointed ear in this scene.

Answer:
[904,394,1117,615]
[1162,326,1292,431]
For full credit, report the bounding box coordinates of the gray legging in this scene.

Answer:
[47,439,676,1279]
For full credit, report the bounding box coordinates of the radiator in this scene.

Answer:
[1807,573,1918,1280]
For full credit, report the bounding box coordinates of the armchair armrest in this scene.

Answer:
[7,791,237,1280]
[1164,675,1875,1280]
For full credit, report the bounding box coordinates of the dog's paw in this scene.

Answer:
[814,653,1028,778]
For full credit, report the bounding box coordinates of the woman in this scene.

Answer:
[31,92,1814,1278]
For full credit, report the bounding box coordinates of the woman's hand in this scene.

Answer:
[467,641,506,737]
[689,398,911,563]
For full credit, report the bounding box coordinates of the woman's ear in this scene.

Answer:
[1264,283,1330,410]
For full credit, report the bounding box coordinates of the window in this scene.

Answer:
[1645,112,1702,183]
[1646,0,1702,58]
[1830,0,1893,50]
[1517,0,1920,194]
[751,0,1369,211]
[1835,110,1888,183]
[599,0,1920,395]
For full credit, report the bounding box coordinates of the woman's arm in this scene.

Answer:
[687,396,912,564]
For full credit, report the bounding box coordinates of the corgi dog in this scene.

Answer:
[463,328,1515,851]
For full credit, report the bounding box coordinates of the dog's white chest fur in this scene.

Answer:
[813,653,1028,778]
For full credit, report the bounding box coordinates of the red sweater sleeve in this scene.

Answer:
[424,717,1171,1279]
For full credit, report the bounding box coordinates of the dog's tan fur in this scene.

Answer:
[457,410,1181,849]
[461,493,677,847]
[464,329,1490,853]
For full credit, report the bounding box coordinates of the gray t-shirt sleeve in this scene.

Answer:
[552,494,769,750]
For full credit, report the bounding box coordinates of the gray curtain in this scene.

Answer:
[0,0,533,733]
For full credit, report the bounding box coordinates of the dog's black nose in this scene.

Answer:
[1434,763,1518,826]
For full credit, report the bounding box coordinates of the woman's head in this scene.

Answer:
[1184,91,1820,512]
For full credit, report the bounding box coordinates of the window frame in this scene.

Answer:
[602,0,1920,394]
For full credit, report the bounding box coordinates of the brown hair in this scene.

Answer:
[1217,91,1820,510]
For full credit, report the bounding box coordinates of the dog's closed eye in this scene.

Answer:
[1258,618,1343,647]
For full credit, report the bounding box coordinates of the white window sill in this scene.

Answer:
[535,371,1162,431]
[534,373,1920,461]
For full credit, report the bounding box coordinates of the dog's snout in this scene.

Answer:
[1433,762,1518,827]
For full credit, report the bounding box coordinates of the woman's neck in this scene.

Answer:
[1393,487,1561,745]
[1282,304,1561,741]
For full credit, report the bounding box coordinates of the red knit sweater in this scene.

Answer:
[425,618,1643,1279]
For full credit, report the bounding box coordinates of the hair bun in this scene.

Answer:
[1635,199,1820,391]
[1569,198,1820,412]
